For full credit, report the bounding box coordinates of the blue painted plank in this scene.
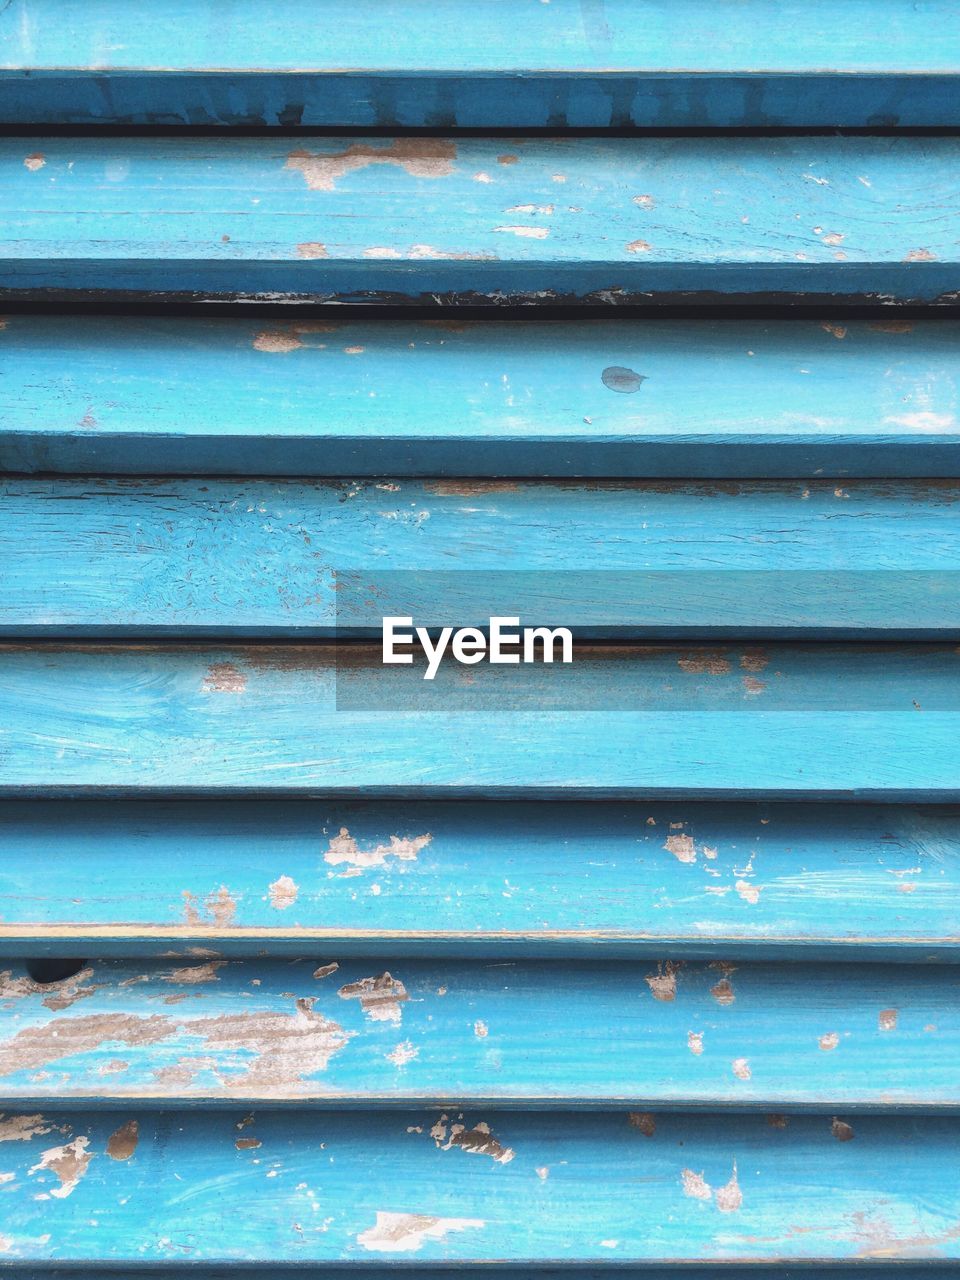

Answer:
[2,316,958,479]
[3,136,959,303]
[1,799,956,962]
[1,0,959,126]
[0,644,959,799]
[1,1109,960,1262]
[2,477,959,638]
[3,955,959,1109]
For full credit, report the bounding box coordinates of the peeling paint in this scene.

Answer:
[819,1031,841,1051]
[494,225,550,238]
[162,962,226,984]
[0,1114,53,1143]
[432,1118,514,1164]
[678,653,731,675]
[715,1164,743,1213]
[627,239,652,253]
[296,242,328,259]
[29,1136,93,1198]
[688,1031,704,1055]
[735,880,762,905]
[202,662,246,694]
[682,1168,712,1201]
[732,1057,751,1080]
[268,875,299,909]
[314,963,339,979]
[1,967,101,1012]
[665,833,696,864]
[710,978,735,1005]
[338,972,408,1023]
[832,1117,855,1141]
[182,887,238,928]
[324,827,431,869]
[23,153,45,171]
[387,1041,418,1067]
[285,139,457,192]
[628,1112,656,1136]
[645,961,681,1002]
[879,1008,898,1031]
[357,1212,484,1254]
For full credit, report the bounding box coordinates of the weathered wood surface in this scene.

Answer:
[1,316,958,478]
[3,137,959,304]
[2,1108,960,1262]
[1,644,959,800]
[2,477,959,638]
[1,799,956,961]
[1,0,959,127]
[3,954,959,1108]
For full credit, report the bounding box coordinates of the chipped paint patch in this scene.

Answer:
[106,1120,139,1161]
[819,1031,840,1051]
[665,833,696,864]
[0,1114,53,1143]
[740,650,769,673]
[715,1164,743,1212]
[182,887,238,928]
[879,1008,898,1032]
[202,662,246,694]
[645,961,681,1002]
[162,961,226,984]
[735,880,761,905]
[678,652,731,675]
[286,139,457,192]
[30,1136,92,1198]
[1,967,101,1012]
[296,242,327,259]
[681,1168,712,1201]
[432,1117,514,1164]
[626,239,652,253]
[23,153,45,171]
[494,225,550,238]
[832,1117,855,1142]
[732,1057,751,1080]
[357,1212,484,1254]
[338,972,408,1023]
[387,1041,418,1067]
[253,331,304,353]
[268,875,299,909]
[683,1163,741,1212]
[325,827,431,869]
[474,1019,489,1038]
[688,1031,704,1055]
[314,963,339,980]
[821,322,847,339]
[904,248,936,262]
[710,978,735,1006]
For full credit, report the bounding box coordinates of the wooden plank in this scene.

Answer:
[1,799,957,961]
[2,1108,960,1262]
[1,644,959,800]
[3,954,959,1108]
[2,316,959,479]
[3,136,959,304]
[1,0,959,127]
[2,477,959,638]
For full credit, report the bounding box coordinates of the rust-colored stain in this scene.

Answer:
[202,662,246,694]
[879,1008,898,1031]
[106,1119,139,1161]
[338,972,409,1024]
[23,153,45,171]
[268,875,299,909]
[235,1136,262,1150]
[832,1117,855,1142]
[628,1112,656,1136]
[296,242,328,258]
[821,322,847,340]
[285,139,457,192]
[431,1115,514,1164]
[740,649,769,673]
[29,1136,93,1198]
[424,481,520,498]
[324,827,432,868]
[710,978,735,1006]
[869,320,914,334]
[497,154,519,165]
[357,1212,485,1254]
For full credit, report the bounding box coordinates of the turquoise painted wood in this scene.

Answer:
[1,0,958,127]
[0,799,957,961]
[2,1109,960,1262]
[3,136,959,304]
[2,477,959,638]
[2,316,958,479]
[3,955,959,1108]
[1,644,959,799]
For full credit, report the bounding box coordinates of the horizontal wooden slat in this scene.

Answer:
[2,477,958,638]
[1,0,959,127]
[0,799,957,960]
[1,644,959,799]
[2,1108,960,1262]
[3,955,958,1108]
[3,317,957,479]
[3,136,958,304]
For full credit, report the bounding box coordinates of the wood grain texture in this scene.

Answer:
[2,316,958,479]
[2,477,959,638]
[1,0,959,126]
[1,644,960,800]
[3,136,959,304]
[0,799,956,960]
[3,954,959,1108]
[2,1108,960,1262]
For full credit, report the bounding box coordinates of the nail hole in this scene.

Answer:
[25,958,87,984]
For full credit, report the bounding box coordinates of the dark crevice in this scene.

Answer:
[25,957,88,984]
